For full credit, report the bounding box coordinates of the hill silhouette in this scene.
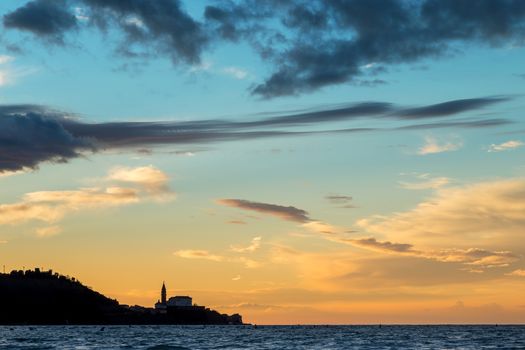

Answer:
[0,269,242,325]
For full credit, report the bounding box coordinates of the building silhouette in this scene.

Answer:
[161,282,167,304]
[155,282,195,312]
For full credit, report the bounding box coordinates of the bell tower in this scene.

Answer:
[161,281,167,304]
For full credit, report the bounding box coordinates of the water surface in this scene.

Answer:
[0,325,523,349]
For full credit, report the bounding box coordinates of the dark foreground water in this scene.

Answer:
[0,325,524,349]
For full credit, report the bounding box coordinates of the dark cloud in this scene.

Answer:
[3,0,77,43]
[326,195,353,203]
[397,118,512,131]
[228,96,508,129]
[325,194,355,208]
[0,97,512,172]
[81,0,207,64]
[345,237,415,253]
[0,108,93,172]
[394,97,511,119]
[241,102,393,128]
[3,0,206,63]
[207,0,525,98]
[217,199,311,223]
[4,1,525,96]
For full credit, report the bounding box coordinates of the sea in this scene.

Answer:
[0,325,524,349]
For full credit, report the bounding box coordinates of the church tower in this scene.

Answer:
[161,281,167,304]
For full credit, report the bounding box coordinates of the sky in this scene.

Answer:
[0,0,524,325]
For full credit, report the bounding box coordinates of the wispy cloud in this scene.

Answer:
[506,269,525,277]
[0,55,14,65]
[173,249,261,268]
[0,166,172,227]
[302,221,345,235]
[418,136,462,155]
[0,54,36,86]
[217,199,311,223]
[341,237,518,269]
[488,140,524,152]
[0,97,510,172]
[189,60,212,73]
[230,236,262,253]
[325,194,354,208]
[35,225,62,238]
[222,66,249,80]
[0,169,27,178]
[399,173,451,190]
[227,220,247,225]
[173,249,224,262]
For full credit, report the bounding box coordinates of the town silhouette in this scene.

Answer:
[0,268,243,325]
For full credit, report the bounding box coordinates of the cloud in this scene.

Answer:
[302,221,345,235]
[205,1,525,97]
[232,275,241,281]
[275,99,498,127]
[0,98,510,173]
[107,165,172,199]
[173,249,224,262]
[488,140,524,152]
[394,97,510,119]
[0,169,27,178]
[0,187,139,226]
[82,0,208,64]
[0,166,171,226]
[227,220,247,225]
[173,249,261,268]
[398,118,511,131]
[418,136,462,155]
[0,55,14,65]
[189,60,212,73]
[506,269,525,277]
[222,66,248,80]
[340,237,519,268]
[35,225,62,238]
[236,256,261,268]
[3,0,77,43]
[399,173,451,190]
[345,237,415,253]
[325,194,354,208]
[0,55,37,87]
[230,236,261,253]
[5,1,525,97]
[0,108,94,172]
[3,0,207,63]
[214,190,521,271]
[241,179,523,271]
[217,199,310,223]
[325,195,353,203]
[356,178,525,246]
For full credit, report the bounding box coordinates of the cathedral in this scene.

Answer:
[154,282,193,312]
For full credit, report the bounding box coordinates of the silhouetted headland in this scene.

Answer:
[0,269,243,325]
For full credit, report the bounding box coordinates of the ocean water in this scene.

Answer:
[0,325,523,349]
